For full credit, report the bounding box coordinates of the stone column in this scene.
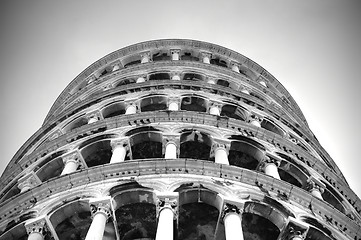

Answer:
[241,88,250,95]
[171,72,181,80]
[125,101,137,115]
[61,151,83,175]
[248,115,262,128]
[85,197,113,240]
[209,101,222,116]
[110,138,129,163]
[140,51,151,63]
[259,81,267,87]
[281,217,309,240]
[163,134,180,159]
[18,172,42,193]
[307,177,325,200]
[25,217,48,240]
[230,61,240,73]
[168,97,180,111]
[200,52,212,64]
[211,139,230,165]
[170,49,180,60]
[86,111,100,124]
[112,64,120,72]
[136,76,146,83]
[156,193,178,240]
[207,77,216,84]
[222,203,244,240]
[262,156,281,180]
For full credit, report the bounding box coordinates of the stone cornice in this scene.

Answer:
[0,160,359,239]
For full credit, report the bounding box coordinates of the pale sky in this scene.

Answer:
[0,0,360,198]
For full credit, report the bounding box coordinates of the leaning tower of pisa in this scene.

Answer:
[0,39,360,240]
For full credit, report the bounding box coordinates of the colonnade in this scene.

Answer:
[23,194,311,240]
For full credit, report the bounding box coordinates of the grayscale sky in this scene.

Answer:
[0,0,360,197]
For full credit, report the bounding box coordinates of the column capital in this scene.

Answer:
[162,133,180,155]
[168,96,181,104]
[156,192,179,220]
[208,101,223,111]
[18,171,42,192]
[199,51,212,59]
[306,176,326,194]
[62,150,84,166]
[221,199,245,221]
[110,137,130,150]
[210,138,230,158]
[140,51,152,63]
[25,216,48,237]
[280,217,309,240]
[86,110,102,122]
[89,196,114,220]
[262,156,281,167]
[230,60,240,68]
[170,49,181,54]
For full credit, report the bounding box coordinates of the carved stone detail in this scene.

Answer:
[306,176,326,194]
[25,216,48,237]
[18,172,42,192]
[210,138,230,158]
[156,192,179,220]
[89,196,113,220]
[162,134,180,156]
[279,217,309,240]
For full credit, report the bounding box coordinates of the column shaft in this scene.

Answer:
[110,145,127,163]
[215,148,229,165]
[168,102,179,111]
[311,189,323,200]
[250,120,261,127]
[61,160,78,175]
[224,212,244,240]
[264,163,281,180]
[155,208,174,240]
[209,106,220,116]
[125,105,137,114]
[85,212,108,240]
[88,117,97,124]
[28,232,44,240]
[165,142,177,159]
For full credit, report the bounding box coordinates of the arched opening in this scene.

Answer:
[210,58,228,68]
[152,51,170,61]
[276,153,310,176]
[182,72,204,81]
[261,119,285,137]
[180,130,212,160]
[0,182,20,202]
[180,52,199,61]
[277,160,308,188]
[216,79,230,87]
[176,186,222,240]
[130,132,162,159]
[36,157,64,182]
[63,116,88,132]
[178,202,219,240]
[238,65,257,80]
[49,200,103,240]
[180,96,207,112]
[321,182,346,213]
[81,140,112,167]
[116,78,136,86]
[112,188,157,240]
[301,217,333,240]
[102,102,126,118]
[123,55,141,68]
[220,104,247,120]
[148,72,170,81]
[98,66,113,78]
[243,202,283,240]
[228,136,265,170]
[0,223,28,240]
[140,96,167,112]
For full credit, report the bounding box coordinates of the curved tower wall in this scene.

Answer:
[0,39,360,240]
